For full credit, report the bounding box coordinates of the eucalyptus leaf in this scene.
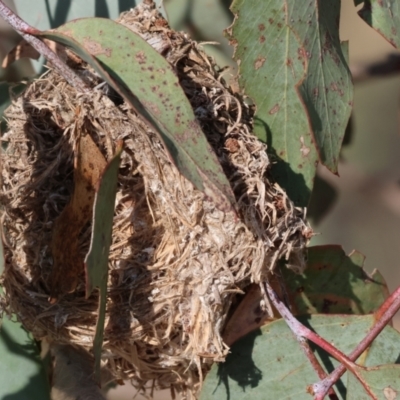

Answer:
[283,245,389,315]
[201,315,400,400]
[356,0,400,49]
[347,364,400,399]
[39,18,236,212]
[84,144,122,383]
[0,316,50,400]
[228,0,353,206]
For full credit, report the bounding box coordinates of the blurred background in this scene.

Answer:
[1,0,400,399]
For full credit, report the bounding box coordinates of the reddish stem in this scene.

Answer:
[313,285,400,400]
[0,0,88,92]
[265,283,338,399]
[266,283,380,399]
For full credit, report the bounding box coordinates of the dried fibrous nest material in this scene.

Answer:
[0,1,312,398]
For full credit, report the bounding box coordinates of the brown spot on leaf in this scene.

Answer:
[300,136,311,157]
[258,23,265,31]
[83,38,112,57]
[383,386,397,400]
[322,298,337,313]
[135,50,146,64]
[269,104,280,115]
[259,35,266,43]
[143,100,161,116]
[254,56,266,70]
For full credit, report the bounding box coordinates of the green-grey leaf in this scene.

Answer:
[201,315,400,400]
[287,1,353,172]
[357,1,400,49]
[347,364,400,399]
[0,316,50,400]
[282,245,389,315]
[40,18,235,213]
[228,1,353,206]
[228,0,317,206]
[84,145,121,383]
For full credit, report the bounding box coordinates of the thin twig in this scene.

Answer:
[312,285,400,399]
[0,0,89,92]
[265,283,339,400]
[266,283,382,399]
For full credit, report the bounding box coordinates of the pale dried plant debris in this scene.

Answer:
[0,2,311,399]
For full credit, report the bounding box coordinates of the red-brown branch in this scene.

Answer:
[266,282,379,399]
[312,284,400,399]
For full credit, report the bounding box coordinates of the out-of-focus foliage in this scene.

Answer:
[0,316,50,400]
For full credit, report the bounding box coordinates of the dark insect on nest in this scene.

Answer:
[0,2,311,398]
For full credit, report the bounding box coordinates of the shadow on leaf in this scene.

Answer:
[215,329,263,399]
[255,116,312,207]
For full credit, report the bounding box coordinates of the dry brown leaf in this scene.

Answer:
[222,275,289,346]
[48,132,106,301]
[222,284,274,346]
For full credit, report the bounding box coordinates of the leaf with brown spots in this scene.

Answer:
[222,245,388,347]
[282,245,389,316]
[38,18,236,214]
[48,132,106,301]
[356,0,400,49]
[227,0,353,205]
